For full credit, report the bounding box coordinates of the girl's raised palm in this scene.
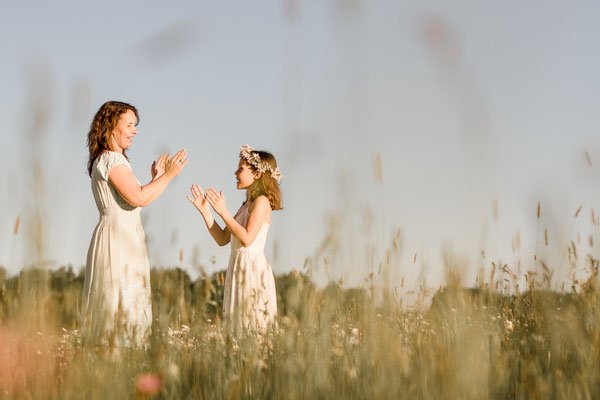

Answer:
[187,184,209,213]
[205,188,227,216]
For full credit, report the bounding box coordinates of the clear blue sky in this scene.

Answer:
[2,0,600,294]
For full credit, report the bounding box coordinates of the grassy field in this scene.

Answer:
[1,263,600,399]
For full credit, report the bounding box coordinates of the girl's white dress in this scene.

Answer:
[82,151,152,345]
[223,202,277,332]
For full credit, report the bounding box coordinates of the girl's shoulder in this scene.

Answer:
[249,195,272,224]
[248,195,272,214]
[251,195,271,208]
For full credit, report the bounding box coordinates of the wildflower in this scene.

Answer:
[136,373,163,397]
[255,359,267,371]
[349,328,360,346]
[281,316,292,327]
[347,367,358,379]
[167,364,180,381]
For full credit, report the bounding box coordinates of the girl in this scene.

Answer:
[187,145,282,333]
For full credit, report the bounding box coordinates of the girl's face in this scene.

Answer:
[109,110,138,152]
[235,159,257,190]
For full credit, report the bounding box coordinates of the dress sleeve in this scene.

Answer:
[97,152,130,181]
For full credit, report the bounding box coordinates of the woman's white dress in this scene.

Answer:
[223,202,277,332]
[82,151,152,345]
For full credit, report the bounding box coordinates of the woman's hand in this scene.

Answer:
[186,184,210,214]
[164,149,188,178]
[205,188,227,216]
[151,153,168,180]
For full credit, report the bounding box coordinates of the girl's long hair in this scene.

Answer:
[86,101,138,177]
[247,150,283,210]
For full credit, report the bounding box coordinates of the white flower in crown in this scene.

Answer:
[271,167,282,183]
[239,144,282,183]
[240,144,261,165]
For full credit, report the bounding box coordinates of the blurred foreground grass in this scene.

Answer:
[1,265,600,399]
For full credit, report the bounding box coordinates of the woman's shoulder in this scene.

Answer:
[99,150,128,162]
[95,151,131,180]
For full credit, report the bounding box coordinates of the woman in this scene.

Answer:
[82,100,187,346]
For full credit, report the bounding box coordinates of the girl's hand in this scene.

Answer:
[164,149,188,178]
[151,153,168,180]
[205,188,227,216]
[186,184,210,214]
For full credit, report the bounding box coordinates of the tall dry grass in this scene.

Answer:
[1,258,600,399]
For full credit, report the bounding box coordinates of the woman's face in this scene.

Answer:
[234,159,257,190]
[109,109,138,152]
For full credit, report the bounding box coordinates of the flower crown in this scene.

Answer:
[239,144,282,183]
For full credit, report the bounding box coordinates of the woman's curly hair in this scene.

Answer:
[86,101,138,177]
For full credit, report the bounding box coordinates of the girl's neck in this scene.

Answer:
[243,192,256,208]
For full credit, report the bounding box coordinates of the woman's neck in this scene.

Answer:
[108,138,124,154]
